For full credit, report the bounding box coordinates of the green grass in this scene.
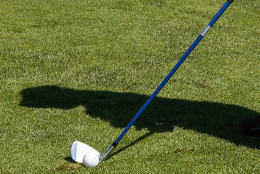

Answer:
[1,0,259,173]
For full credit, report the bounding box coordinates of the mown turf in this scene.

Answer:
[0,0,259,173]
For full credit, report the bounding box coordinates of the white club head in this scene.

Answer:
[71,141,100,163]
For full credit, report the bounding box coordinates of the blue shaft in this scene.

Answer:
[115,1,231,144]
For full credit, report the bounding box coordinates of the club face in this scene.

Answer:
[71,141,100,163]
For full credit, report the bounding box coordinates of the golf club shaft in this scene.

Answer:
[100,0,234,161]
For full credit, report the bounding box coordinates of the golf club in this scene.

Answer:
[71,0,235,167]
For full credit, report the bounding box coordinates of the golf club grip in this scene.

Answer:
[114,1,233,144]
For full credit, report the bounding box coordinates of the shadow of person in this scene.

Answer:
[20,85,259,150]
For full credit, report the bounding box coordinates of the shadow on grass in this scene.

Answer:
[20,85,259,150]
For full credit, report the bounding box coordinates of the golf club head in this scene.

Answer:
[71,141,100,163]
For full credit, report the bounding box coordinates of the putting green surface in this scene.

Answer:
[0,0,259,173]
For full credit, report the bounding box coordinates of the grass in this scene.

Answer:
[0,0,259,173]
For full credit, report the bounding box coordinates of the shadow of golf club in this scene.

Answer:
[20,85,260,152]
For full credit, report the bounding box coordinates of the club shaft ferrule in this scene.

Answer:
[100,144,116,161]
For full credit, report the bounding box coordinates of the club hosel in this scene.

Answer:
[227,0,234,3]
[100,141,118,161]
